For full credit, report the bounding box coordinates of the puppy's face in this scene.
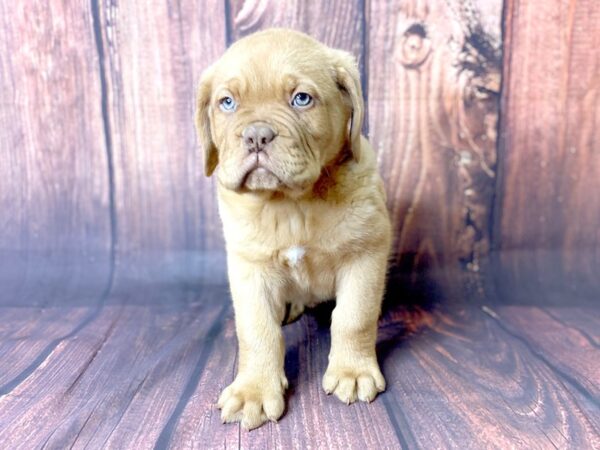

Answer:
[196,29,364,194]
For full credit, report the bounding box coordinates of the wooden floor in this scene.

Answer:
[0,253,598,449]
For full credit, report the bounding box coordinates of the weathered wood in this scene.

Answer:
[368,0,502,278]
[0,2,116,415]
[491,305,600,401]
[0,275,598,448]
[227,0,363,55]
[496,0,600,289]
[382,305,600,449]
[94,0,227,255]
[0,3,112,256]
[543,307,600,345]
[0,286,228,448]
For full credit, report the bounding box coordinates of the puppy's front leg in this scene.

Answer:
[218,256,288,430]
[323,250,388,404]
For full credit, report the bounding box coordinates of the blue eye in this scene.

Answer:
[291,92,313,108]
[219,96,237,112]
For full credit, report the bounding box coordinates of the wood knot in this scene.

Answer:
[399,23,431,69]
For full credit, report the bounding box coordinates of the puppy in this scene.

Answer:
[196,28,392,430]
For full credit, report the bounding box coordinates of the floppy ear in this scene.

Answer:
[333,51,364,162]
[195,66,218,176]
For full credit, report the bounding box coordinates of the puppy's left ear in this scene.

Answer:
[332,51,364,162]
[195,66,218,177]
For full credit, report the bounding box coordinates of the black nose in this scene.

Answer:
[242,124,276,153]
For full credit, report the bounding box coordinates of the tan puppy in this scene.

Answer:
[196,28,392,430]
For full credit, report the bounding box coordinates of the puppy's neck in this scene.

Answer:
[311,147,352,199]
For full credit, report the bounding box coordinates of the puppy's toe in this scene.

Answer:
[241,400,265,430]
[336,376,358,404]
[217,384,233,409]
[323,362,385,404]
[371,367,386,392]
[263,394,285,421]
[220,395,243,423]
[357,374,377,402]
[217,375,286,430]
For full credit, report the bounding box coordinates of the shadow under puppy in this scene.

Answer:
[196,28,392,430]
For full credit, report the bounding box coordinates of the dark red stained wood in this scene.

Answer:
[496,0,600,289]
[0,3,111,259]
[94,0,227,255]
[383,304,599,449]
[491,305,600,401]
[367,0,503,278]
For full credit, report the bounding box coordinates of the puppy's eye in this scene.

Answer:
[291,92,313,108]
[219,96,237,112]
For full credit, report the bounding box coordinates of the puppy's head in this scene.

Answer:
[196,29,363,194]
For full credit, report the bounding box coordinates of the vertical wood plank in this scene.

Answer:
[95,0,227,255]
[368,0,503,278]
[227,0,364,55]
[495,0,600,289]
[0,2,111,257]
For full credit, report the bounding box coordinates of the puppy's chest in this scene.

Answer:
[277,245,335,300]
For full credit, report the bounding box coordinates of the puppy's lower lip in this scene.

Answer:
[252,167,272,176]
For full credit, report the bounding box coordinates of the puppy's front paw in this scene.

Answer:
[323,361,385,404]
[218,374,288,430]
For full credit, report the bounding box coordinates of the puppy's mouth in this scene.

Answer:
[239,153,282,191]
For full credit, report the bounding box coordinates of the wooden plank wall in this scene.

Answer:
[0,2,112,257]
[4,1,599,291]
[0,3,113,307]
[96,0,226,256]
[495,0,600,292]
[368,0,501,282]
[0,0,508,286]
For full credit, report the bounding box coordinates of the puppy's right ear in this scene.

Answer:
[195,66,218,177]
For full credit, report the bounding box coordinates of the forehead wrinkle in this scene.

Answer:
[215,48,337,104]
[213,77,245,101]
[229,64,295,102]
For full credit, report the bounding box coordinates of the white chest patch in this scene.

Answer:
[284,246,306,267]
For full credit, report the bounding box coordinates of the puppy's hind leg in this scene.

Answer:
[282,301,305,325]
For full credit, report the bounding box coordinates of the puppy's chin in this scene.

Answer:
[243,167,282,191]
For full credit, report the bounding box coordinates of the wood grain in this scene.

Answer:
[492,305,600,402]
[1,276,598,448]
[496,0,600,289]
[0,2,112,257]
[543,307,600,346]
[94,0,227,255]
[367,0,503,278]
[0,286,228,448]
[227,0,364,55]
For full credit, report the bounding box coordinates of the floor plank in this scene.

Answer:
[487,305,600,409]
[543,307,600,346]
[0,262,599,448]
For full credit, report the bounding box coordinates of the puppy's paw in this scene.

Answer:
[322,361,385,404]
[217,374,288,430]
